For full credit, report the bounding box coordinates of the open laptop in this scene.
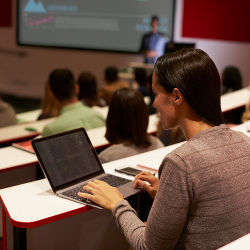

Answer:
[31,128,139,208]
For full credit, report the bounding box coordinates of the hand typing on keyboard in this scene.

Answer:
[78,180,124,211]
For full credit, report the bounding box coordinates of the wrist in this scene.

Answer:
[110,198,124,212]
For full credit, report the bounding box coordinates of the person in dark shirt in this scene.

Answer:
[139,15,167,64]
[221,66,242,94]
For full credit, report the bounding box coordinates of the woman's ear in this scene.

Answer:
[172,88,183,105]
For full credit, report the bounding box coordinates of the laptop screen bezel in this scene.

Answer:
[31,127,105,192]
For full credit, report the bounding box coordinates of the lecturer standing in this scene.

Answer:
[139,15,167,64]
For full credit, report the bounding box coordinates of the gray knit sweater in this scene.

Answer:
[113,125,250,249]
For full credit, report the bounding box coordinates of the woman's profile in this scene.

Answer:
[79,48,250,249]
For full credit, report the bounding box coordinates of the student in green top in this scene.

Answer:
[42,69,105,137]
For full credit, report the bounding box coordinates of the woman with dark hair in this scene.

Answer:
[77,71,105,107]
[221,66,242,94]
[79,49,250,249]
[98,88,163,163]
[99,66,130,105]
[134,68,149,97]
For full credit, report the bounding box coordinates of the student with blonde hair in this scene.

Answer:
[242,98,250,122]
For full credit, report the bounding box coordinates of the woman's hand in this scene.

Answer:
[78,180,124,211]
[133,171,159,199]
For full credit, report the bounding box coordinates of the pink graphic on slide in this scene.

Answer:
[29,15,54,26]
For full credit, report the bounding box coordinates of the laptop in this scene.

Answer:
[31,128,139,208]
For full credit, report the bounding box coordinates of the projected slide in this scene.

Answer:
[18,0,174,53]
[23,0,46,13]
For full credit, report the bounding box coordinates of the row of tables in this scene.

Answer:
[0,87,249,249]
[0,122,249,250]
[1,87,249,147]
[0,108,160,249]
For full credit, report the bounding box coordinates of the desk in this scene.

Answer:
[1,119,248,186]
[92,106,109,118]
[0,114,159,187]
[0,112,158,149]
[0,118,55,146]
[231,121,250,136]
[1,122,250,250]
[0,179,128,250]
[0,106,109,146]
[3,86,249,146]
[218,233,250,250]
[0,141,183,250]
[16,109,41,124]
[221,87,250,113]
[221,87,250,123]
[0,148,39,238]
[129,62,154,70]
[16,106,109,124]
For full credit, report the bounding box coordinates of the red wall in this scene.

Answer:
[182,0,250,43]
[0,1,12,27]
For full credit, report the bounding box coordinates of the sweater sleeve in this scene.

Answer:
[113,200,147,249]
[113,153,193,250]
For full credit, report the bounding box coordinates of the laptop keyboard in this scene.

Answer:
[99,174,130,186]
[61,174,130,204]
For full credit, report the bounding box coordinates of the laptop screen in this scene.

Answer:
[32,128,104,190]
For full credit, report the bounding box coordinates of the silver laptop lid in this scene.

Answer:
[32,128,104,192]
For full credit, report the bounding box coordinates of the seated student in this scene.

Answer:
[146,72,157,115]
[221,66,242,94]
[37,82,61,120]
[79,48,250,249]
[98,88,163,163]
[99,66,129,105]
[42,69,105,137]
[0,97,17,127]
[134,68,149,97]
[77,71,105,107]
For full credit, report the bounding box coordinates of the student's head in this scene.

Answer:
[49,69,76,102]
[151,15,159,32]
[222,66,242,93]
[134,68,147,86]
[153,48,223,128]
[77,71,97,101]
[146,72,155,103]
[104,66,119,83]
[105,88,150,147]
